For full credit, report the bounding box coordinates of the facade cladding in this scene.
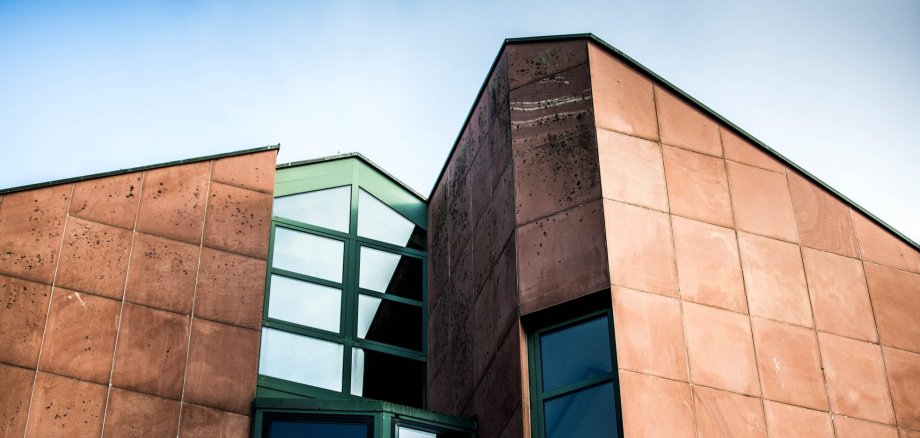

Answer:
[0,34,919,437]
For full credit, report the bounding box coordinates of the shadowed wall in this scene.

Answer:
[0,149,276,437]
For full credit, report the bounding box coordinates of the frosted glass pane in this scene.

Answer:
[272,227,343,282]
[356,295,382,339]
[398,426,437,438]
[359,247,400,292]
[268,275,341,332]
[259,328,343,391]
[358,189,416,247]
[273,186,351,232]
[350,348,365,397]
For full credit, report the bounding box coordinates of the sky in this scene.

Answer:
[0,0,917,242]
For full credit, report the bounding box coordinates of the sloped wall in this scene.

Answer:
[590,41,920,437]
[0,149,276,437]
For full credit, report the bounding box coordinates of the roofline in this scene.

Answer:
[0,144,281,196]
[277,152,427,202]
[429,33,918,250]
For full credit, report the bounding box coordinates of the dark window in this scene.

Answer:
[529,310,622,438]
[262,414,372,438]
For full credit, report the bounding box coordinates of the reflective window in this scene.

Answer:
[358,189,418,248]
[539,316,612,392]
[359,247,423,301]
[260,328,343,391]
[266,418,369,438]
[543,382,618,438]
[350,348,424,407]
[357,295,423,351]
[272,227,344,282]
[268,275,341,333]
[397,426,437,438]
[273,185,352,232]
[530,312,620,438]
[263,159,428,407]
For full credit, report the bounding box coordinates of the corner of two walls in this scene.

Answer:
[428,38,612,438]
[0,149,277,437]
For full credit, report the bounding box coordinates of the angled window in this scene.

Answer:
[528,301,623,438]
[260,156,428,408]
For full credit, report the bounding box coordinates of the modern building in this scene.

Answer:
[0,34,918,438]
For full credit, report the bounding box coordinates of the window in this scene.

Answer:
[528,305,623,438]
[259,157,428,408]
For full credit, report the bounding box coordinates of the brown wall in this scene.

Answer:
[430,36,920,438]
[0,149,276,437]
[589,42,920,437]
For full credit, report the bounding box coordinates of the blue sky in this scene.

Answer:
[1,0,917,241]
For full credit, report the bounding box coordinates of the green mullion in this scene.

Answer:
[272,216,351,240]
[355,236,427,258]
[355,338,426,361]
[269,268,344,290]
[343,161,361,396]
[263,319,352,345]
[356,288,423,307]
[539,373,616,401]
[258,374,354,400]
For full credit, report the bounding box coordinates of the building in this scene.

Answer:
[0,34,918,437]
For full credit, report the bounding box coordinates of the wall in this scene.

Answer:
[0,149,276,437]
[589,41,920,437]
[428,39,612,438]
[431,35,920,438]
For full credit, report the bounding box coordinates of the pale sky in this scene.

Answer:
[1,0,917,242]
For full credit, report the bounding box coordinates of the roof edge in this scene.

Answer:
[277,152,427,202]
[430,33,917,250]
[0,144,281,196]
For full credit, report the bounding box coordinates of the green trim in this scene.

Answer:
[428,32,918,250]
[278,152,428,202]
[254,397,476,431]
[0,144,280,195]
[261,155,430,403]
[527,309,623,438]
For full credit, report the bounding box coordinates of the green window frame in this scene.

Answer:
[259,156,429,406]
[527,298,623,438]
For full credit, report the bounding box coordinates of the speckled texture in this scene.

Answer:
[210,150,277,194]
[0,274,51,368]
[124,231,200,314]
[517,200,608,314]
[507,40,587,90]
[201,182,272,259]
[69,172,142,230]
[0,184,71,284]
[54,217,133,299]
[135,161,210,245]
[26,372,106,438]
[0,363,33,437]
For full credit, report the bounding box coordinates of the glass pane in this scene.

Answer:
[359,247,423,301]
[268,275,341,332]
[543,382,618,438]
[267,418,369,438]
[357,294,423,351]
[350,348,424,408]
[273,185,351,232]
[358,189,421,248]
[397,426,437,438]
[259,328,343,391]
[272,227,344,282]
[539,316,612,392]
